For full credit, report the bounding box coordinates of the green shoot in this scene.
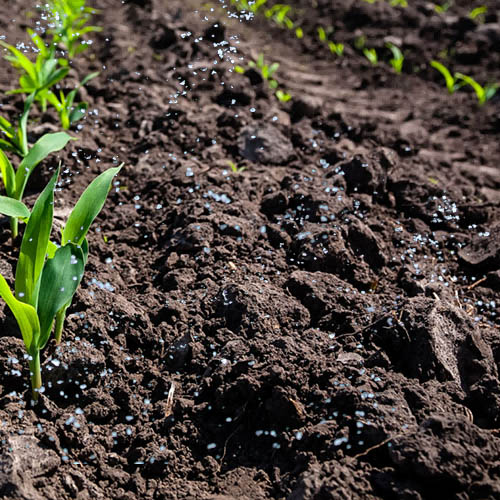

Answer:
[390,0,408,6]
[317,26,328,43]
[227,161,245,173]
[328,41,344,56]
[0,38,69,112]
[468,6,487,20]
[0,165,121,400]
[434,1,453,13]
[0,132,73,239]
[454,73,498,105]
[246,54,292,102]
[430,60,456,93]
[295,27,303,39]
[0,93,35,157]
[387,43,404,73]
[363,48,378,65]
[46,72,99,129]
[275,89,292,102]
[44,0,102,59]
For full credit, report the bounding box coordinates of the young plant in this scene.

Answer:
[227,160,245,173]
[363,48,378,65]
[430,60,456,93]
[387,43,404,73]
[0,132,73,239]
[0,37,69,112]
[247,54,292,102]
[454,73,498,105]
[46,71,99,129]
[275,89,292,102]
[468,6,487,20]
[44,0,102,59]
[0,93,36,157]
[265,4,294,29]
[0,165,121,400]
[328,41,344,56]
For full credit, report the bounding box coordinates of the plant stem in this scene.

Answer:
[54,307,67,345]
[29,350,42,401]
[10,217,18,241]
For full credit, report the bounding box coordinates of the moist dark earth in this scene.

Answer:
[0,0,500,498]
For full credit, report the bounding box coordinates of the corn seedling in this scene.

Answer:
[328,41,344,56]
[46,71,99,129]
[0,93,36,158]
[247,54,292,102]
[275,89,292,102]
[44,0,102,59]
[363,48,378,65]
[317,26,343,57]
[0,36,69,112]
[227,160,245,173]
[468,6,487,21]
[390,0,407,6]
[0,165,121,400]
[387,43,404,73]
[264,4,294,30]
[0,132,73,239]
[454,73,498,105]
[430,61,456,93]
[434,1,453,13]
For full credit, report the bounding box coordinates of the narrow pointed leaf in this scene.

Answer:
[0,41,37,82]
[37,243,85,348]
[0,273,39,350]
[62,165,122,245]
[0,196,30,218]
[14,132,73,201]
[0,150,16,197]
[15,171,58,307]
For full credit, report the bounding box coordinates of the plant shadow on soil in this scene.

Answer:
[0,0,500,499]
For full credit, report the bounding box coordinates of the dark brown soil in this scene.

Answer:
[1,0,500,498]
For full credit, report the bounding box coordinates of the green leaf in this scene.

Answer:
[0,41,38,83]
[18,93,36,157]
[37,243,85,348]
[14,132,73,201]
[15,171,58,308]
[0,196,30,218]
[62,165,122,245]
[0,273,40,350]
[69,103,88,125]
[0,149,16,197]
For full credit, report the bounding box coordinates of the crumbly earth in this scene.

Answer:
[0,0,499,499]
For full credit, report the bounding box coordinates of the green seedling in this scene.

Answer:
[454,73,498,105]
[0,36,69,112]
[46,71,99,129]
[249,53,280,83]
[295,27,304,39]
[247,54,292,102]
[430,60,456,93]
[468,6,487,21]
[275,89,292,102]
[45,0,102,59]
[387,43,404,73]
[265,4,294,29]
[227,160,245,173]
[0,132,73,239]
[328,41,344,56]
[390,0,408,6]
[434,1,453,13]
[363,48,378,65]
[230,0,267,14]
[0,165,121,400]
[317,26,329,43]
[0,93,36,157]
